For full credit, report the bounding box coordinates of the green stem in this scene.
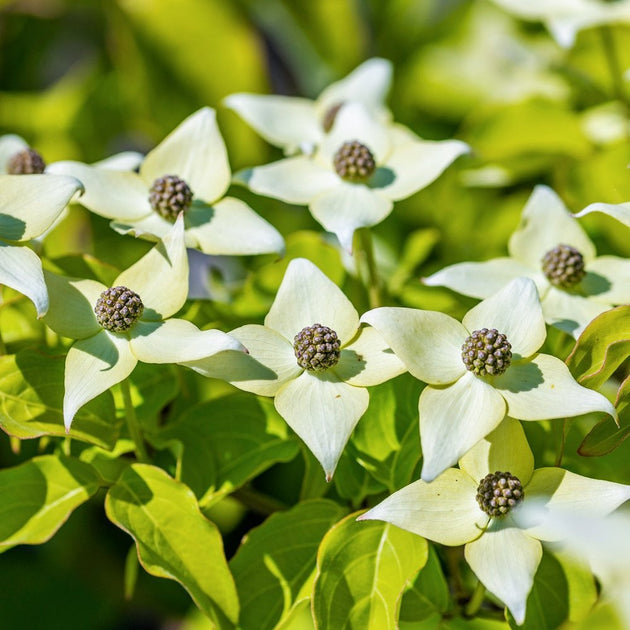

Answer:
[555,418,570,467]
[121,379,150,463]
[232,486,288,515]
[464,580,487,617]
[355,227,382,309]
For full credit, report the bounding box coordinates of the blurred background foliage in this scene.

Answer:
[2,0,630,627]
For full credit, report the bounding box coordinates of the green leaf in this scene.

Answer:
[105,463,238,625]
[507,551,568,630]
[553,548,597,623]
[229,499,346,630]
[338,374,421,498]
[0,349,118,449]
[400,544,451,622]
[151,392,299,506]
[566,306,630,388]
[0,454,101,552]
[579,374,630,456]
[312,512,429,630]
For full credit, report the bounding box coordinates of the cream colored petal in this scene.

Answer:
[141,107,231,204]
[508,185,596,268]
[575,201,630,227]
[459,418,534,486]
[358,468,485,546]
[266,258,359,345]
[419,373,507,482]
[463,278,546,359]
[583,256,630,305]
[541,287,610,338]
[334,325,407,387]
[275,371,369,479]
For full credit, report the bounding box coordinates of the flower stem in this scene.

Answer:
[232,485,288,515]
[354,227,382,309]
[554,418,570,467]
[120,379,150,463]
[464,580,487,617]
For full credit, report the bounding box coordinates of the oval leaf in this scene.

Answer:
[0,454,101,552]
[104,463,238,625]
[230,499,346,630]
[313,512,428,630]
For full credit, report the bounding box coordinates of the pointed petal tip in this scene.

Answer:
[325,472,333,483]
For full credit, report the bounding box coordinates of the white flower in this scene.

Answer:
[489,0,630,48]
[46,107,284,257]
[183,257,406,479]
[359,418,630,624]
[362,277,616,481]
[225,57,393,155]
[424,185,630,338]
[237,102,468,251]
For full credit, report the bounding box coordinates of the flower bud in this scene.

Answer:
[476,471,524,517]
[7,148,46,174]
[149,175,193,221]
[333,140,376,182]
[294,323,341,371]
[94,286,144,332]
[462,328,512,376]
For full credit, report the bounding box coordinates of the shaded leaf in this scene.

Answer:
[151,392,299,506]
[230,499,346,630]
[0,349,118,449]
[0,454,101,552]
[312,512,428,630]
[105,464,238,625]
[566,306,630,388]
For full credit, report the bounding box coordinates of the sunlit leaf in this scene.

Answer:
[312,513,428,629]
[105,463,238,625]
[0,455,101,552]
[230,499,346,630]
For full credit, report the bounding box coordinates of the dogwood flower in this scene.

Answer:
[46,107,284,257]
[225,57,393,155]
[237,102,468,251]
[361,277,616,481]
[424,185,630,338]
[489,0,630,48]
[42,216,244,430]
[359,418,630,624]
[0,174,83,316]
[184,257,406,479]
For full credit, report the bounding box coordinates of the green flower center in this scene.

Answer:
[333,140,376,182]
[542,244,586,289]
[94,286,144,332]
[294,324,341,372]
[322,102,345,133]
[149,175,193,221]
[7,148,46,174]
[462,328,512,376]
[476,471,524,518]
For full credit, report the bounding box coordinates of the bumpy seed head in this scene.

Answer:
[542,244,586,289]
[94,286,144,333]
[322,102,345,132]
[7,148,46,174]
[462,328,512,377]
[476,471,524,518]
[149,174,193,221]
[333,140,376,182]
[293,324,341,372]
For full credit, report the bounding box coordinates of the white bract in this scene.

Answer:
[225,57,393,155]
[183,257,406,479]
[424,185,630,338]
[237,102,468,251]
[42,216,244,430]
[362,277,616,481]
[0,174,83,317]
[489,0,630,48]
[46,107,284,257]
[359,418,630,624]
[575,197,630,229]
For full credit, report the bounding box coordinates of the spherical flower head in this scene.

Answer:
[461,328,512,376]
[293,323,341,372]
[333,140,376,182]
[94,286,144,333]
[322,102,345,133]
[7,148,46,174]
[541,244,586,289]
[476,471,524,518]
[149,174,194,221]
